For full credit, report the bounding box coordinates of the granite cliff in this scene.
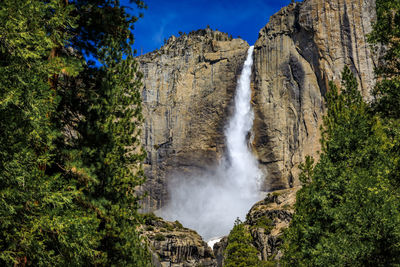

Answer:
[253,0,376,190]
[138,0,377,265]
[138,0,376,209]
[138,29,249,210]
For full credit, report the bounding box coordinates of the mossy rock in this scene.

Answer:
[174,220,184,229]
[145,225,154,231]
[251,217,275,234]
[154,234,166,241]
[142,213,160,225]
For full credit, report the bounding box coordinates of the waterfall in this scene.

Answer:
[158,46,261,241]
[225,46,260,200]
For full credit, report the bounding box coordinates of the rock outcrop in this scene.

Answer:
[138,29,249,211]
[141,214,217,266]
[213,188,298,265]
[252,0,376,190]
[246,188,298,262]
[212,236,228,267]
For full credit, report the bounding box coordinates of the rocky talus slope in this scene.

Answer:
[253,0,376,190]
[138,29,249,211]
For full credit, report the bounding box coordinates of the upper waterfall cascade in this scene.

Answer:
[158,46,262,241]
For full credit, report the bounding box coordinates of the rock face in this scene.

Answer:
[212,236,228,267]
[138,29,249,211]
[213,188,298,266]
[142,214,217,267]
[252,0,376,190]
[138,0,377,210]
[246,188,298,262]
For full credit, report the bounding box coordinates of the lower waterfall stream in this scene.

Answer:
[158,46,262,243]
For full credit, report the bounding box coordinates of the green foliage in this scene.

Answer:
[369,0,400,119]
[165,223,174,231]
[0,0,151,266]
[369,0,400,78]
[175,220,184,229]
[282,66,400,266]
[370,0,400,189]
[283,2,400,262]
[0,1,94,265]
[298,156,314,185]
[250,217,274,235]
[372,78,400,119]
[154,234,166,241]
[142,212,160,225]
[58,30,149,266]
[224,219,261,267]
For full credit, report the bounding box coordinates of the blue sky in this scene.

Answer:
[128,0,292,55]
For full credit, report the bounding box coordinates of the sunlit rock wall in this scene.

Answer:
[138,29,249,210]
[252,0,376,190]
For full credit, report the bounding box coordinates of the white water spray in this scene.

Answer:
[158,46,261,241]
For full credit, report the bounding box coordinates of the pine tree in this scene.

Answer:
[0,0,151,265]
[0,1,93,265]
[282,3,400,264]
[282,67,400,266]
[59,37,150,267]
[369,0,400,119]
[57,1,151,265]
[224,219,261,267]
[369,0,400,190]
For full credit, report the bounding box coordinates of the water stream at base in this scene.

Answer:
[158,46,262,243]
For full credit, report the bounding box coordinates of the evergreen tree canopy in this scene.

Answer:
[0,0,151,265]
[224,219,262,267]
[283,2,400,265]
[369,0,400,79]
[282,66,400,266]
[369,0,400,120]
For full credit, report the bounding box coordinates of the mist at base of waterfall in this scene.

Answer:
[157,159,262,241]
[157,46,262,241]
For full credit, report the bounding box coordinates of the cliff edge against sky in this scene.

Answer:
[138,0,376,212]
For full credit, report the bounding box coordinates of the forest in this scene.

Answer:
[1,0,151,265]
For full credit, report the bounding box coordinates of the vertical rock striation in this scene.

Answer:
[142,215,217,266]
[252,0,376,190]
[137,0,377,211]
[138,29,249,210]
